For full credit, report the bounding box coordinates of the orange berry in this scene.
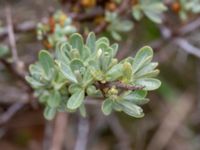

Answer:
[81,0,96,8]
[106,2,117,12]
[171,2,181,13]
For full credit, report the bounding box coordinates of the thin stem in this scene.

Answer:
[5,6,19,65]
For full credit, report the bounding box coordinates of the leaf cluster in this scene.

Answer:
[26,32,161,120]
[132,0,167,24]
[178,0,200,20]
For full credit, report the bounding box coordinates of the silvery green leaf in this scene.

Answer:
[100,52,112,71]
[44,106,56,120]
[123,90,149,105]
[60,62,77,83]
[68,84,82,94]
[115,20,133,32]
[82,69,93,87]
[39,92,49,103]
[116,101,144,118]
[69,33,84,56]
[110,43,119,57]
[132,46,153,73]
[70,49,81,59]
[82,46,91,60]
[47,90,61,108]
[96,42,108,53]
[111,31,122,41]
[143,10,162,24]
[39,50,54,76]
[70,59,84,72]
[88,59,100,70]
[29,63,43,80]
[106,63,123,81]
[96,37,109,47]
[136,69,160,79]
[105,11,117,22]
[86,85,99,96]
[122,62,133,83]
[135,78,161,91]
[141,2,167,23]
[55,42,70,64]
[135,62,158,77]
[113,103,123,111]
[79,104,87,117]
[25,76,44,88]
[127,90,147,99]
[86,32,96,52]
[132,5,143,20]
[102,99,113,115]
[0,45,9,58]
[67,89,85,110]
[145,3,167,12]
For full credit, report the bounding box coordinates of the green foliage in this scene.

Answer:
[26,32,161,120]
[132,0,167,23]
[37,11,77,48]
[105,11,134,41]
[0,45,9,58]
[179,0,200,20]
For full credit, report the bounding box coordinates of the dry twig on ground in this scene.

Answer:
[147,93,194,150]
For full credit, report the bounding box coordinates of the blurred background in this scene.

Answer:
[0,0,200,150]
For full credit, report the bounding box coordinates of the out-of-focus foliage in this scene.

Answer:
[132,0,167,23]
[178,0,200,20]
[105,11,133,41]
[37,11,77,49]
[0,45,9,58]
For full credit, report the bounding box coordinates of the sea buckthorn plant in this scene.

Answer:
[26,32,161,120]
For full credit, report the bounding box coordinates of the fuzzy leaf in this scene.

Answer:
[55,42,70,64]
[25,76,44,88]
[39,50,54,76]
[86,32,96,52]
[44,106,56,120]
[111,31,122,41]
[116,101,144,118]
[132,5,143,20]
[79,104,87,117]
[69,33,84,56]
[102,99,113,115]
[70,59,84,72]
[47,90,61,108]
[135,62,158,78]
[132,46,153,73]
[135,78,161,90]
[123,90,149,105]
[106,63,123,81]
[122,62,133,83]
[67,89,85,110]
[96,37,109,46]
[60,62,77,83]
[110,43,119,57]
